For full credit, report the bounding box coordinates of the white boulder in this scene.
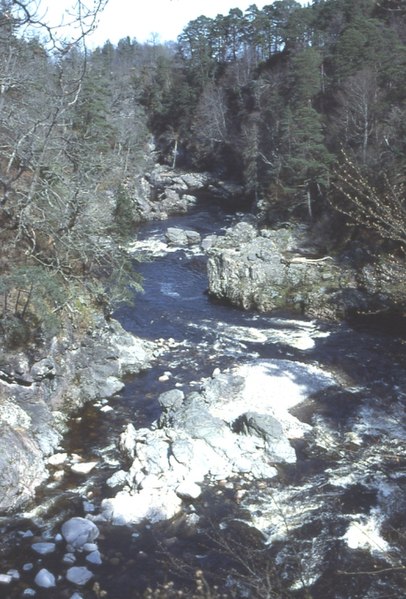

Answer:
[34,568,56,588]
[61,517,99,550]
[66,566,94,586]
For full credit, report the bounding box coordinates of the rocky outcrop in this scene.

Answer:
[165,227,201,246]
[0,317,157,514]
[101,359,337,526]
[206,220,406,320]
[131,165,244,222]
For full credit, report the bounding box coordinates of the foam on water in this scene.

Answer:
[127,237,175,257]
[209,360,337,440]
[191,318,330,351]
[128,235,205,258]
[246,482,327,544]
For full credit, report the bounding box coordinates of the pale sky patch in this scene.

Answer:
[39,0,309,48]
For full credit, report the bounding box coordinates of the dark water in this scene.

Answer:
[1,199,405,598]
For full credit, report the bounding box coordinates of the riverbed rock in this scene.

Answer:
[134,167,212,220]
[176,481,202,500]
[34,568,56,588]
[158,389,185,427]
[132,165,244,221]
[30,358,56,382]
[31,542,56,555]
[65,566,94,586]
[165,227,189,246]
[61,517,100,550]
[207,222,341,318]
[101,488,183,526]
[0,573,13,585]
[102,359,337,526]
[206,221,406,320]
[146,166,212,192]
[165,227,202,246]
[118,423,139,461]
[106,469,128,489]
[86,550,102,565]
[70,461,98,475]
[0,417,49,514]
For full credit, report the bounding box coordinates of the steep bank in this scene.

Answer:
[0,316,156,514]
[206,219,406,320]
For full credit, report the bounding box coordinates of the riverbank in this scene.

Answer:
[0,314,157,514]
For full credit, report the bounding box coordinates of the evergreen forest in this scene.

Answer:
[1,0,406,345]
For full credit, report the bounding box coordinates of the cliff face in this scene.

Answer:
[206,220,406,320]
[0,317,157,514]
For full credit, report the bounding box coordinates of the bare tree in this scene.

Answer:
[330,149,406,249]
[334,68,381,166]
[0,1,149,344]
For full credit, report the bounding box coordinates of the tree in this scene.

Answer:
[278,104,332,217]
[177,16,217,87]
[288,47,323,105]
[265,0,303,53]
[330,149,406,249]
[192,82,231,160]
[332,15,393,82]
[242,112,260,198]
[244,3,273,63]
[0,1,150,346]
[334,67,381,166]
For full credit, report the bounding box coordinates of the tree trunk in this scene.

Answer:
[172,137,179,169]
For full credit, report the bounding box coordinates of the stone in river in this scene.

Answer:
[176,481,202,500]
[23,563,34,571]
[82,542,98,553]
[86,550,102,565]
[34,568,56,588]
[66,566,94,586]
[70,461,98,474]
[31,542,56,555]
[61,517,99,550]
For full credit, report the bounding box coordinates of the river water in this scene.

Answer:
[0,198,405,598]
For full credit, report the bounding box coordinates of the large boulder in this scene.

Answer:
[165,227,202,247]
[0,419,48,513]
[206,221,406,320]
[61,517,99,550]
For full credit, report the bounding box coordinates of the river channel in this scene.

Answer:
[0,198,405,598]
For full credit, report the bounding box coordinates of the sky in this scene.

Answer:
[39,0,309,48]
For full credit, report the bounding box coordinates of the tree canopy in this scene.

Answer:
[1,0,405,345]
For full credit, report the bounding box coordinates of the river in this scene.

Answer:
[0,197,405,598]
